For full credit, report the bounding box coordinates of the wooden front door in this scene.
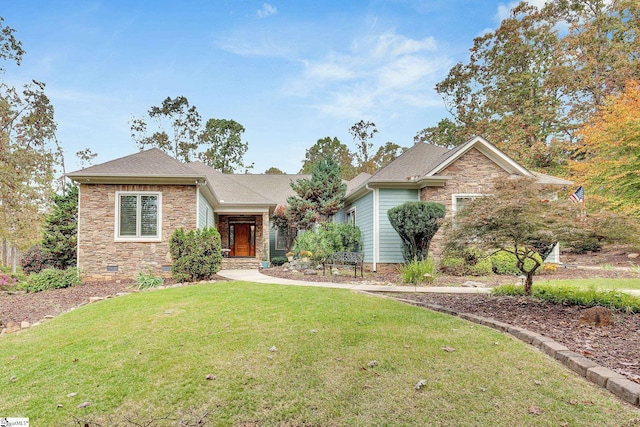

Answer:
[234,223,251,257]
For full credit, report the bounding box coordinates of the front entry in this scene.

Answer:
[229,221,256,257]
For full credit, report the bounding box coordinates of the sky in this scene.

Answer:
[2,0,542,174]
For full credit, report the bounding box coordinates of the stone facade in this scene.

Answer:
[216,213,269,260]
[420,148,512,255]
[78,183,197,280]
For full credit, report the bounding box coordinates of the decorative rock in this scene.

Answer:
[44,315,55,319]
[4,321,20,334]
[627,253,640,259]
[579,306,614,326]
[20,321,30,329]
[89,297,104,303]
[304,270,318,276]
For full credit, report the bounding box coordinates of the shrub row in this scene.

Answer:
[492,283,640,313]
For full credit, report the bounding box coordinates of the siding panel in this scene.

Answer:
[378,188,419,263]
[349,192,374,263]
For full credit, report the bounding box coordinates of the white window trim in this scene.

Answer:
[451,193,485,217]
[346,207,356,225]
[114,191,162,242]
[274,229,285,251]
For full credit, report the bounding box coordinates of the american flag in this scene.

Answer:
[570,186,584,203]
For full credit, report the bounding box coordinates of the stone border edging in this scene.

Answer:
[379,294,640,408]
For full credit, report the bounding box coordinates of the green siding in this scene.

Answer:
[198,191,214,229]
[378,188,419,263]
[348,191,374,263]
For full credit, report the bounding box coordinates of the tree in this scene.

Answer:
[387,201,446,263]
[1,19,60,271]
[413,118,465,148]
[445,178,582,295]
[432,2,566,169]
[198,118,249,173]
[544,0,640,126]
[264,167,285,175]
[299,136,355,179]
[130,96,202,162]
[41,185,78,270]
[570,80,640,217]
[372,142,407,170]
[349,120,378,174]
[287,156,346,230]
[76,147,97,168]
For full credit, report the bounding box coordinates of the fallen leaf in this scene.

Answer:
[67,392,77,397]
[534,380,542,385]
[310,329,318,334]
[367,360,378,367]
[269,346,277,352]
[480,387,488,392]
[415,379,427,390]
[205,374,216,380]
[9,376,17,382]
[528,405,541,415]
[56,403,63,408]
[10,355,16,360]
[568,399,578,405]
[77,401,91,409]
[442,347,455,352]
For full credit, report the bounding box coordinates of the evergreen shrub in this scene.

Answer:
[20,268,81,293]
[169,227,223,283]
[439,248,493,276]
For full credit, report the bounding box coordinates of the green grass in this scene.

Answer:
[1,282,638,426]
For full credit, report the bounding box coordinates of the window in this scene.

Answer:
[115,192,161,241]
[346,208,356,225]
[452,194,484,218]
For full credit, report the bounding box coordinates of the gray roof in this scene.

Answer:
[369,143,450,182]
[530,171,573,186]
[229,174,310,204]
[66,148,200,179]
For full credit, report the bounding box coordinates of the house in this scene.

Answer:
[336,136,572,272]
[66,148,308,280]
[67,136,571,280]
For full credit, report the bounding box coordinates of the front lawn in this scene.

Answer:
[1,282,638,426]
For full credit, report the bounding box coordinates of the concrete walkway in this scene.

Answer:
[217,269,491,294]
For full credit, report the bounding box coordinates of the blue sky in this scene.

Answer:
[2,0,537,174]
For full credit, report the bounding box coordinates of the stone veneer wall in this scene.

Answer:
[421,148,512,255]
[78,184,197,280]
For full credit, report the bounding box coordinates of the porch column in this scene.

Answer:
[262,211,270,260]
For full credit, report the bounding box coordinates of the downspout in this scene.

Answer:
[365,183,378,272]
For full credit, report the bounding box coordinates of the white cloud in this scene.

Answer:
[257,3,277,19]
[285,29,450,120]
[496,0,549,21]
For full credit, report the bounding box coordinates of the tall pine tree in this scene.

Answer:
[287,156,346,230]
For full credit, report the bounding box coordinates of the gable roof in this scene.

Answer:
[67,149,311,208]
[66,148,203,184]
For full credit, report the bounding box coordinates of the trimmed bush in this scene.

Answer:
[388,201,446,262]
[439,248,493,276]
[490,250,543,275]
[401,258,437,285]
[20,268,81,293]
[169,227,223,283]
[492,284,640,313]
[20,245,54,275]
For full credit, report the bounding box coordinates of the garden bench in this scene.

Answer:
[322,251,364,278]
